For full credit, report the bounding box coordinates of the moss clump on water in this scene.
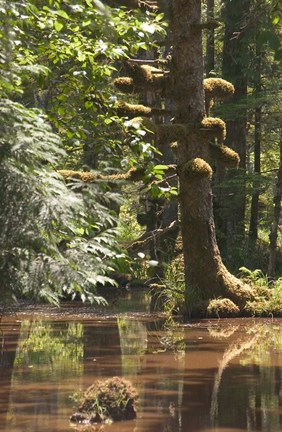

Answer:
[207,298,240,318]
[70,376,139,424]
[200,117,226,142]
[184,158,213,179]
[209,143,240,168]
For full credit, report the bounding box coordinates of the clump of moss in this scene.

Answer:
[204,78,234,99]
[116,101,152,118]
[209,143,240,168]
[58,168,145,183]
[58,170,97,182]
[184,158,213,179]
[119,63,168,94]
[126,63,163,85]
[200,117,226,142]
[204,78,234,114]
[114,77,135,94]
[157,123,187,144]
[207,298,240,318]
[70,377,139,424]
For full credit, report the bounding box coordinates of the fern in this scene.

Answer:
[0,99,119,306]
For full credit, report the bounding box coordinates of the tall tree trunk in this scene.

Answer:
[221,0,251,266]
[171,0,253,315]
[268,131,282,280]
[206,0,215,76]
[249,43,262,242]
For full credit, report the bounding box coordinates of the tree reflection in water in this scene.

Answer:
[0,313,281,432]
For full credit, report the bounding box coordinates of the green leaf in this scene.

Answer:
[54,20,64,32]
[56,10,70,20]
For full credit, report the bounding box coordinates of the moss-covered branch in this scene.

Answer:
[199,117,226,143]
[204,78,235,114]
[209,142,240,168]
[58,167,146,183]
[114,63,169,95]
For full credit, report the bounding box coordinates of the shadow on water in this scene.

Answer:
[0,289,281,432]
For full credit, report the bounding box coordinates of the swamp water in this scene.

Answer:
[0,291,281,432]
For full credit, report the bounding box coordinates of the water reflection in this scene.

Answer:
[0,312,281,432]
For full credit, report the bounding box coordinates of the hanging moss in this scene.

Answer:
[114,77,135,94]
[184,158,213,178]
[157,123,187,144]
[116,101,152,117]
[204,78,234,114]
[209,143,240,168]
[200,117,226,142]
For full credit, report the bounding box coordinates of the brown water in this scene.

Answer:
[0,295,281,432]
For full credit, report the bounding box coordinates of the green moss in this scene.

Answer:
[58,170,97,182]
[204,78,234,100]
[184,158,213,178]
[209,143,240,168]
[200,117,226,142]
[71,377,139,424]
[204,78,234,114]
[114,77,135,93]
[207,298,240,318]
[117,101,152,117]
[125,62,168,93]
[58,168,145,183]
[157,124,187,144]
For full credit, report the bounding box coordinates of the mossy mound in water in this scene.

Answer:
[70,377,139,425]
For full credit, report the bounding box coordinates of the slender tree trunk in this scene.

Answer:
[171,0,253,314]
[249,106,261,241]
[249,44,262,242]
[206,0,215,76]
[221,0,251,266]
[268,131,282,280]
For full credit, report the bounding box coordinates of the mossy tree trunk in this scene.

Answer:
[171,0,252,314]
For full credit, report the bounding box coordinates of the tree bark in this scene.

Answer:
[268,131,282,280]
[249,43,262,242]
[206,0,215,76]
[221,0,251,265]
[170,0,253,314]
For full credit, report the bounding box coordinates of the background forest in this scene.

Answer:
[0,0,281,315]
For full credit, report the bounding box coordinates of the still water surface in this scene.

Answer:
[0,293,281,432]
